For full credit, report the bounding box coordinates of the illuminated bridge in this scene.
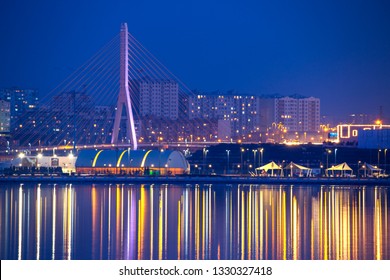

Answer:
[8,23,222,154]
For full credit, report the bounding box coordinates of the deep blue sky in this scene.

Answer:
[1,0,390,119]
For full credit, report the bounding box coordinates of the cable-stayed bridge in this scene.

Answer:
[11,23,219,153]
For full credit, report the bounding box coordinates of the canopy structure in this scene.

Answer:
[255,161,283,176]
[284,161,312,177]
[359,163,384,177]
[325,162,353,177]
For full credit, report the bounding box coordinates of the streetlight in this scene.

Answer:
[385,149,388,173]
[259,148,264,166]
[240,148,245,174]
[378,149,381,167]
[334,148,338,165]
[252,149,257,169]
[203,148,209,174]
[357,161,361,178]
[226,150,230,174]
[326,149,332,169]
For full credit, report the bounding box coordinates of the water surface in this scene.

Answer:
[0,183,389,260]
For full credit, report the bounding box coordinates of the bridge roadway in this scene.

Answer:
[6,142,222,154]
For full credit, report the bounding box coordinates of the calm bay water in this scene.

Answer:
[0,183,389,260]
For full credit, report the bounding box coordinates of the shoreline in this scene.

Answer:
[1,175,390,186]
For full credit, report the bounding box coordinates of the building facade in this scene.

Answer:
[136,79,179,120]
[189,92,259,140]
[0,100,10,135]
[188,92,321,142]
[275,96,320,133]
[0,87,39,130]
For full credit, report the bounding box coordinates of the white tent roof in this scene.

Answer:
[284,162,311,170]
[256,161,282,171]
[326,162,353,171]
[361,163,382,171]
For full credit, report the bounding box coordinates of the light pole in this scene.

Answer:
[203,148,208,175]
[357,161,361,178]
[240,148,245,174]
[226,150,230,174]
[385,149,388,173]
[326,149,331,169]
[378,149,381,167]
[259,148,264,166]
[334,148,338,165]
[252,149,257,170]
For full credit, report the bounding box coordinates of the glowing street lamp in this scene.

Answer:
[240,148,245,174]
[226,150,230,174]
[252,149,257,169]
[259,148,264,166]
[326,149,332,169]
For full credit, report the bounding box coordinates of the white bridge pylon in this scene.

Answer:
[111,23,138,150]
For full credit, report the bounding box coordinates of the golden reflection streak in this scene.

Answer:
[36,184,41,260]
[158,189,163,260]
[138,186,146,260]
[323,189,328,260]
[311,206,314,260]
[121,185,124,258]
[292,196,298,260]
[91,186,97,258]
[116,186,121,259]
[51,185,56,260]
[259,191,263,259]
[282,190,287,260]
[18,184,23,260]
[374,188,382,260]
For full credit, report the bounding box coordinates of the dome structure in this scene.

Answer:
[75,149,189,175]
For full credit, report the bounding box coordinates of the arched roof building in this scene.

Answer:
[75,149,189,175]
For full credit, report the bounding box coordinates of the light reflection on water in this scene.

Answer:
[0,183,389,260]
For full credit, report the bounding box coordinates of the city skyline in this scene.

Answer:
[1,0,390,120]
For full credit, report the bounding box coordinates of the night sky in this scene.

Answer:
[1,0,390,119]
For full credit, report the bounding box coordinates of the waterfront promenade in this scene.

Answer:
[1,174,390,186]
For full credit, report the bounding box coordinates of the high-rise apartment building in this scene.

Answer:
[135,79,179,120]
[0,87,39,129]
[189,92,321,141]
[275,95,320,133]
[189,91,259,139]
[0,100,10,135]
